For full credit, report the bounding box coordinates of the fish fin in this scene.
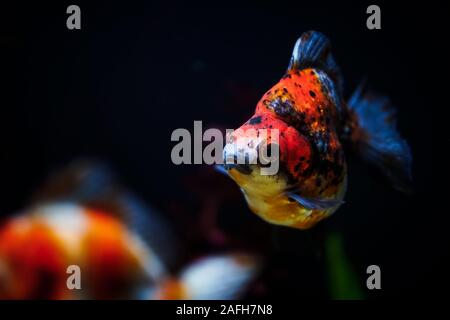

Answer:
[33,159,180,271]
[214,164,229,176]
[287,192,344,210]
[288,30,343,92]
[177,253,260,300]
[346,82,413,193]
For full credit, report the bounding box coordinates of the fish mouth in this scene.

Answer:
[223,163,252,175]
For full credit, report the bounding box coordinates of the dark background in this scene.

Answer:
[1,1,443,298]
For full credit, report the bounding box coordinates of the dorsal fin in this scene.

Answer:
[288,30,343,93]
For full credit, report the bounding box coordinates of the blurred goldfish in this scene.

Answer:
[0,161,177,299]
[154,253,260,300]
[220,31,412,229]
[0,160,259,299]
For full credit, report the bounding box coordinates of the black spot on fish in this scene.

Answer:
[248,116,262,125]
[283,88,288,93]
[309,90,316,98]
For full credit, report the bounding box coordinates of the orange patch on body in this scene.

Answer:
[0,217,68,299]
[82,210,143,299]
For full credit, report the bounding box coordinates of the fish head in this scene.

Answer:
[222,112,312,198]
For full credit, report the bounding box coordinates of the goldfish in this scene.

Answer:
[0,202,165,299]
[220,31,412,230]
[0,161,259,299]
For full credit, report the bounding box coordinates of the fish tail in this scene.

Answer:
[345,81,413,193]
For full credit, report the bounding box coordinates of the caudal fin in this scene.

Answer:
[346,82,413,193]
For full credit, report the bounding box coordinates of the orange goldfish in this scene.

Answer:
[0,161,174,299]
[220,31,412,229]
[0,161,259,300]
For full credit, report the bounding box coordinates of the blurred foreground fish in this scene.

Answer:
[153,253,260,300]
[0,161,176,299]
[0,161,259,299]
[220,31,412,229]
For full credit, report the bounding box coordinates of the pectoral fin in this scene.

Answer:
[287,192,344,210]
[214,164,229,176]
